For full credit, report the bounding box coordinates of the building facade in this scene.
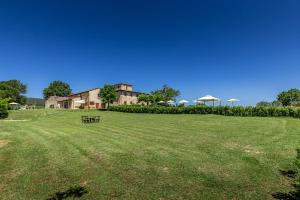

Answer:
[45,83,141,109]
[113,83,139,105]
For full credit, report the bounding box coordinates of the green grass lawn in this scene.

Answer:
[0,110,299,199]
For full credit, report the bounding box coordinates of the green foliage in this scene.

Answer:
[256,101,272,107]
[138,94,152,105]
[0,80,27,104]
[277,88,300,106]
[0,98,9,119]
[291,101,300,107]
[272,100,283,107]
[151,84,180,102]
[109,105,300,118]
[43,81,72,99]
[99,84,116,108]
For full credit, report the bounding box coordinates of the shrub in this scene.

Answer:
[108,105,300,118]
[0,98,9,119]
[256,101,272,107]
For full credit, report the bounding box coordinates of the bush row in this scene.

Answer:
[108,105,300,118]
[0,99,9,119]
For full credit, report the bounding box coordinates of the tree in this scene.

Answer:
[151,84,180,103]
[0,80,27,104]
[0,98,9,119]
[277,89,300,106]
[99,84,116,108]
[138,94,152,105]
[272,100,282,107]
[256,101,272,107]
[291,101,300,107]
[43,81,72,99]
[138,94,150,105]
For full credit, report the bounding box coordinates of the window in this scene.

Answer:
[90,101,95,105]
[124,101,127,105]
[130,101,133,104]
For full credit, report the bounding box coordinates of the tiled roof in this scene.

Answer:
[114,83,132,86]
[69,88,100,96]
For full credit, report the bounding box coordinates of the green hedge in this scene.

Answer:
[0,99,9,119]
[108,105,300,118]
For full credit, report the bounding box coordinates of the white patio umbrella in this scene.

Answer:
[158,100,165,104]
[178,99,188,104]
[167,100,175,105]
[197,95,220,106]
[227,98,240,106]
[193,99,204,104]
[9,102,19,105]
[9,102,20,110]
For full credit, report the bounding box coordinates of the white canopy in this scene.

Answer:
[193,99,203,103]
[197,95,221,106]
[9,102,19,105]
[198,95,220,102]
[227,98,240,106]
[178,99,188,104]
[158,100,165,104]
[74,100,85,104]
[227,98,240,102]
[167,100,175,104]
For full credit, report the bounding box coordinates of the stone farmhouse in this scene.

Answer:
[45,83,141,109]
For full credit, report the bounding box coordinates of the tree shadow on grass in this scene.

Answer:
[272,191,300,200]
[272,170,299,200]
[46,186,88,200]
[279,170,297,178]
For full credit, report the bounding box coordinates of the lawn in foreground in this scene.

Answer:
[0,110,299,199]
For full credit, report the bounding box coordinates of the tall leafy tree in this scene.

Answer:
[0,80,27,104]
[43,81,72,99]
[138,94,152,105]
[99,84,116,108]
[151,84,180,102]
[0,98,9,119]
[277,88,300,106]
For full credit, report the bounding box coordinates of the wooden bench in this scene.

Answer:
[82,116,100,123]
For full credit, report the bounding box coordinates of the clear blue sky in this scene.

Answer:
[0,0,299,105]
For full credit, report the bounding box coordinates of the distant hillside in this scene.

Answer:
[26,97,45,106]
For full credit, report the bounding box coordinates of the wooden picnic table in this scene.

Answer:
[81,116,100,123]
